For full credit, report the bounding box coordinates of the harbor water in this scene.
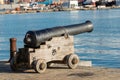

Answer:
[0,9,120,68]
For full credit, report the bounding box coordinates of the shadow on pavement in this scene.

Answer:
[0,61,12,73]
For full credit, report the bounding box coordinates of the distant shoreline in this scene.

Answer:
[0,5,120,15]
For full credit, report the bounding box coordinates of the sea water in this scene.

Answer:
[0,9,120,68]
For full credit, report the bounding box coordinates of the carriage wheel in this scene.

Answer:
[10,58,18,71]
[66,54,79,69]
[34,59,47,73]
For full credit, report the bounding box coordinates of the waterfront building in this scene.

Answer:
[38,0,53,5]
[69,0,78,8]
[62,0,78,8]
[53,0,63,4]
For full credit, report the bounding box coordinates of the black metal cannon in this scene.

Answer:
[10,20,94,73]
[24,20,93,48]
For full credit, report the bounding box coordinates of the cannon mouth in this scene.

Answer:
[24,31,38,48]
[24,33,37,48]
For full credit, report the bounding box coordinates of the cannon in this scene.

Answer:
[24,21,93,48]
[10,21,93,73]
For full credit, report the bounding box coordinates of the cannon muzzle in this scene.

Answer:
[24,20,93,48]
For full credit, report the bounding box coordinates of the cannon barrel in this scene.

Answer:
[24,20,93,48]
